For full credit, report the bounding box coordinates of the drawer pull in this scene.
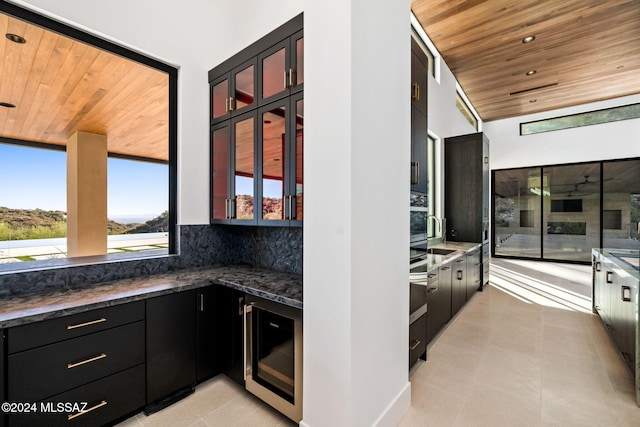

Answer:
[409,340,421,351]
[606,271,613,284]
[622,286,631,302]
[67,318,107,330]
[67,353,107,369]
[67,400,107,420]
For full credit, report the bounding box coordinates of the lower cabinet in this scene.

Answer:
[9,365,145,427]
[217,286,246,386]
[452,257,467,315]
[196,286,221,383]
[466,249,481,300]
[6,302,146,426]
[426,265,452,345]
[409,314,427,368]
[146,290,197,412]
[482,242,489,289]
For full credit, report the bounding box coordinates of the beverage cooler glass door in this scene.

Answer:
[245,296,302,422]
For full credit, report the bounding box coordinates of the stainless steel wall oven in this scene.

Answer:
[244,295,302,422]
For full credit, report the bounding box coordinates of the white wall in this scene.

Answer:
[427,63,478,140]
[485,94,640,170]
[304,0,410,425]
[10,0,303,225]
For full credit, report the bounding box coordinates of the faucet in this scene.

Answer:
[428,215,447,245]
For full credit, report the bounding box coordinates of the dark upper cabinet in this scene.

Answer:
[258,30,303,105]
[211,110,259,224]
[196,286,220,383]
[411,38,428,116]
[210,14,303,227]
[445,132,490,243]
[410,38,428,197]
[210,59,257,123]
[146,290,197,410]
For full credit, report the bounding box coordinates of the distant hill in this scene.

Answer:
[0,207,168,241]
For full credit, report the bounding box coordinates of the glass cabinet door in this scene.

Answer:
[233,114,256,221]
[211,124,230,220]
[292,32,304,92]
[233,64,255,111]
[211,78,229,121]
[261,103,287,221]
[291,96,304,221]
[261,44,287,101]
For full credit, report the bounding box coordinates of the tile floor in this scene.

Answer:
[118,259,640,426]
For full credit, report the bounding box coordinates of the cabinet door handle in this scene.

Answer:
[238,296,245,316]
[67,400,107,421]
[411,83,420,101]
[225,97,229,112]
[441,266,451,271]
[67,318,107,330]
[457,270,463,280]
[409,339,421,351]
[595,262,601,271]
[283,70,289,89]
[411,162,419,185]
[606,271,613,284]
[622,286,631,302]
[228,97,235,111]
[288,195,294,220]
[67,353,107,369]
[288,68,295,87]
[427,287,438,294]
[200,293,205,312]
[427,273,437,279]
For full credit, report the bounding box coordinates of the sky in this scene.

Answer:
[0,143,167,220]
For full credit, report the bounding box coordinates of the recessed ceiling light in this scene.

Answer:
[5,33,26,44]
[0,102,16,108]
[529,99,537,103]
[522,35,536,44]
[525,70,537,76]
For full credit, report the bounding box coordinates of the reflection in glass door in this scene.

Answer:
[261,105,286,221]
[494,168,542,258]
[603,159,640,250]
[544,164,601,262]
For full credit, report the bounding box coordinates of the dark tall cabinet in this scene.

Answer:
[217,286,246,386]
[445,132,489,243]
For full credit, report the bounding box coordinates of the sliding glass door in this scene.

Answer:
[493,158,640,263]
[543,163,601,262]
[603,159,640,249]
[494,168,542,258]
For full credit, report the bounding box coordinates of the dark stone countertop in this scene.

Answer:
[0,264,302,328]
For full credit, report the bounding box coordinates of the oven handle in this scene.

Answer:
[243,302,252,381]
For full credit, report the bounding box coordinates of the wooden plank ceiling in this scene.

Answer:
[412,0,640,121]
[0,13,168,161]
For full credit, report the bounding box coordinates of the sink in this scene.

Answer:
[427,248,456,256]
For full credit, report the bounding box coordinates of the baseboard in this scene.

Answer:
[372,381,412,427]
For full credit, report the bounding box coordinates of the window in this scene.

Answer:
[520,103,640,135]
[0,4,176,266]
[411,15,437,78]
[456,91,479,130]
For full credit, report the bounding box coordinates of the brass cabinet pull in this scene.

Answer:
[225,97,230,112]
[67,318,107,330]
[411,162,419,185]
[283,70,288,89]
[288,68,295,87]
[67,400,107,421]
[67,353,107,369]
[622,286,631,302]
[225,199,229,219]
[409,340,421,351]
[228,97,235,111]
[411,83,420,101]
[238,296,245,316]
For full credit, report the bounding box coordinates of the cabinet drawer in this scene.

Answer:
[410,282,427,314]
[9,364,144,427]
[9,301,144,354]
[9,321,144,401]
[409,313,427,368]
